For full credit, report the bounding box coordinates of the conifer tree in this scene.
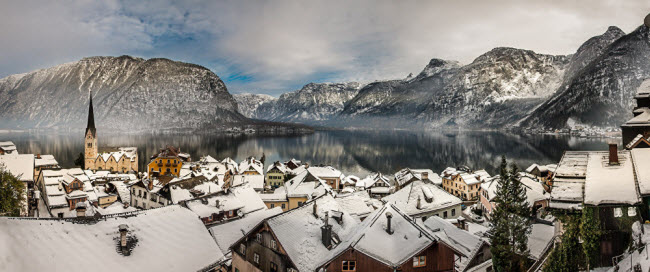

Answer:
[0,165,25,216]
[488,156,532,272]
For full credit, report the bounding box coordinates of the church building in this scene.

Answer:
[84,93,138,173]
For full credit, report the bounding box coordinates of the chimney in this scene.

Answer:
[422,171,428,180]
[119,224,129,249]
[148,179,154,190]
[417,196,422,210]
[313,202,318,218]
[609,143,619,165]
[321,211,332,248]
[305,163,309,169]
[386,211,394,234]
[36,154,41,159]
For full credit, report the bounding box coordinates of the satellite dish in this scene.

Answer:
[645,13,650,28]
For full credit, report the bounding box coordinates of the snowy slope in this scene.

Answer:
[522,25,649,129]
[254,82,361,124]
[0,56,245,130]
[233,93,277,118]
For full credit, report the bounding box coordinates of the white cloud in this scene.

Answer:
[1,0,649,96]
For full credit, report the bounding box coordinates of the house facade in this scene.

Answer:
[265,161,287,189]
[147,146,186,178]
[441,168,491,201]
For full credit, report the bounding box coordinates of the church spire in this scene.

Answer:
[86,91,96,136]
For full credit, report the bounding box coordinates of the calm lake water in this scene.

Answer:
[2,130,614,177]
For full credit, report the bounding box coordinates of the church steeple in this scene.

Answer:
[85,91,96,136]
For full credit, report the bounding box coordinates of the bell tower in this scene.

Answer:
[84,91,98,169]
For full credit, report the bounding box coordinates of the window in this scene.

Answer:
[452,209,456,216]
[143,203,146,209]
[253,253,260,264]
[143,192,147,199]
[342,261,356,271]
[271,240,277,250]
[443,211,448,218]
[614,207,623,218]
[629,207,637,217]
[239,244,246,255]
[281,203,286,209]
[270,203,275,208]
[256,233,262,242]
[413,256,426,267]
[270,262,278,272]
[235,269,240,272]
[297,201,303,206]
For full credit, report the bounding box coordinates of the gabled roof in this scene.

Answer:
[261,195,360,272]
[421,216,487,269]
[285,169,332,198]
[345,204,436,267]
[0,141,17,152]
[238,157,263,175]
[34,154,58,167]
[626,134,650,150]
[0,205,224,272]
[209,207,283,253]
[383,180,462,217]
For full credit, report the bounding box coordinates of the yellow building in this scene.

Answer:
[441,167,491,201]
[147,146,189,178]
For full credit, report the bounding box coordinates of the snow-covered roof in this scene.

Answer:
[421,216,487,269]
[94,201,138,216]
[0,141,17,153]
[209,207,283,253]
[109,181,131,203]
[238,157,263,175]
[394,168,416,186]
[342,175,360,185]
[285,170,331,198]
[0,205,224,271]
[550,181,584,202]
[632,149,650,196]
[308,166,343,179]
[334,193,375,219]
[347,204,435,267]
[266,162,287,174]
[625,107,650,125]
[34,154,58,167]
[383,179,462,217]
[265,195,359,272]
[363,172,391,188]
[186,183,266,218]
[519,175,549,205]
[554,151,589,178]
[626,134,650,149]
[528,223,555,260]
[259,186,288,202]
[0,154,34,182]
[411,169,443,185]
[584,151,639,206]
[232,174,264,191]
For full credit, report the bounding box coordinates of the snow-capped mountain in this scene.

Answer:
[233,93,277,118]
[252,82,362,124]
[0,56,245,130]
[337,48,568,128]
[521,25,649,129]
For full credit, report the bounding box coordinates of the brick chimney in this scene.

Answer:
[609,143,619,165]
[321,211,332,248]
[148,179,154,190]
[421,171,428,180]
[386,211,394,234]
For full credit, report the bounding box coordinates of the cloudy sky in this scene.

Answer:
[1,1,648,96]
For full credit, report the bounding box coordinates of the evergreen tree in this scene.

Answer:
[260,153,266,165]
[581,206,601,269]
[0,165,26,216]
[543,214,582,272]
[74,152,85,169]
[488,156,532,272]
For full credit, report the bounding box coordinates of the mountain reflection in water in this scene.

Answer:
[4,130,612,177]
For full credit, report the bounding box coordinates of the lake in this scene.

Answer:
[2,130,614,177]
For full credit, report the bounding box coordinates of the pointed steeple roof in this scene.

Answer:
[85,91,96,136]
